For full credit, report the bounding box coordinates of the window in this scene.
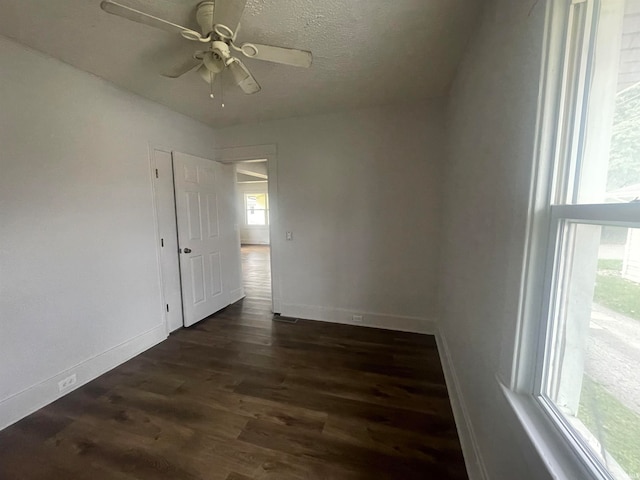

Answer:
[245,193,268,226]
[531,1,640,479]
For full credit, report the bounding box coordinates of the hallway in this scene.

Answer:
[239,245,272,316]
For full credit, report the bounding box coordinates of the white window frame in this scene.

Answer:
[504,0,640,479]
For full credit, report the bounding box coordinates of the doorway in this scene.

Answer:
[215,144,281,314]
[234,159,272,307]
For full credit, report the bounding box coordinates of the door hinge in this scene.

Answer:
[166,304,169,312]
[155,168,159,178]
[161,238,164,247]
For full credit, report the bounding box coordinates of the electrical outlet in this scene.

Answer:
[58,373,77,393]
[286,231,293,241]
[352,314,363,323]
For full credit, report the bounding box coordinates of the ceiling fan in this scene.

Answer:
[100,0,313,96]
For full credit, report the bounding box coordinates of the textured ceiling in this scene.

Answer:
[0,0,484,128]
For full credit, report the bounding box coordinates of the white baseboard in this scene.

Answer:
[0,324,167,431]
[280,303,436,334]
[436,329,489,480]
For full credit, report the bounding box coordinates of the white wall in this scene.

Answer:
[439,0,558,478]
[215,102,445,333]
[236,182,270,245]
[0,35,218,429]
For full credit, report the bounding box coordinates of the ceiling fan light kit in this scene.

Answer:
[99,0,313,99]
[203,51,224,73]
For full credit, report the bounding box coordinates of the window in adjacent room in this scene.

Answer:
[245,193,269,226]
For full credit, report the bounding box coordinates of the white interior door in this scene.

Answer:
[173,152,243,327]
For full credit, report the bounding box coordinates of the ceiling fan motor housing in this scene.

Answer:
[212,40,232,62]
[196,1,215,36]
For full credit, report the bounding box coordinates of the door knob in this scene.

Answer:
[183,248,192,254]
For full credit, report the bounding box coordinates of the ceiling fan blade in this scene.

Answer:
[213,0,247,34]
[227,58,261,94]
[161,57,202,78]
[243,43,312,68]
[100,1,203,40]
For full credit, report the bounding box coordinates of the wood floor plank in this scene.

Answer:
[281,370,452,415]
[106,384,250,440]
[174,383,328,433]
[0,245,467,479]
[0,429,135,480]
[238,418,460,480]
[233,380,458,435]
[226,473,254,480]
[322,414,464,462]
[46,420,206,480]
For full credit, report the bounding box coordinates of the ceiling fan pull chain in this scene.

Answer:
[221,74,225,108]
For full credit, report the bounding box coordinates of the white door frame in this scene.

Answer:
[149,145,182,334]
[215,144,282,314]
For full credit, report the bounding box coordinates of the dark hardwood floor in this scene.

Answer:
[0,245,467,479]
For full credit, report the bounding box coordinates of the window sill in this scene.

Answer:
[498,377,605,480]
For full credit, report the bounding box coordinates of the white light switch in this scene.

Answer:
[286,231,293,241]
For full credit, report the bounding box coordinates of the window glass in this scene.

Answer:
[543,225,640,479]
[577,0,640,204]
[245,193,268,226]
